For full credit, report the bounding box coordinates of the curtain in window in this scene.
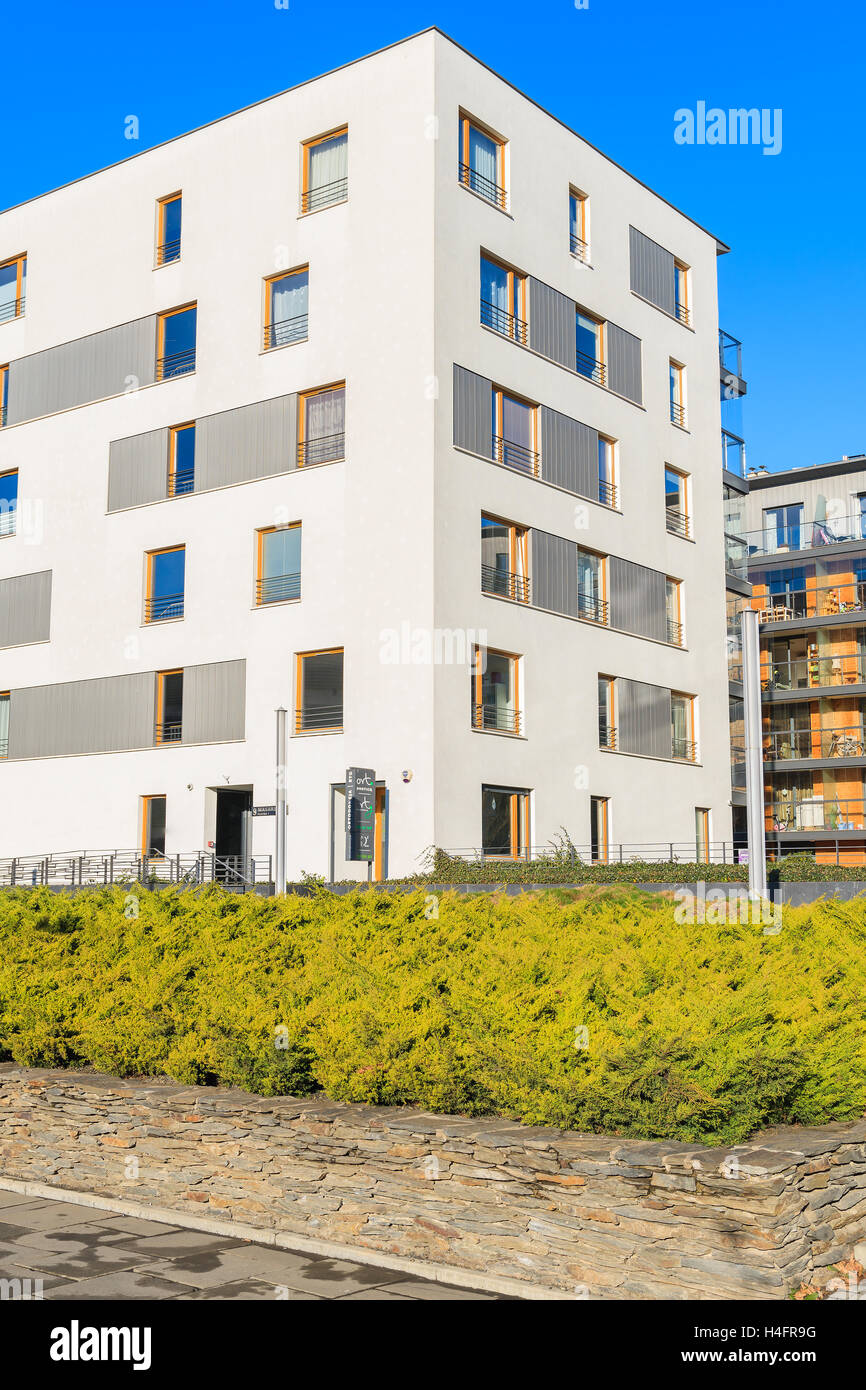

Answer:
[500,396,531,448]
[309,134,348,192]
[272,272,309,341]
[305,387,345,441]
[264,527,301,579]
[480,258,508,313]
[469,126,498,187]
[302,652,343,728]
[577,550,600,599]
[671,697,689,745]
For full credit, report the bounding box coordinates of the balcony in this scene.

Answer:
[156,347,195,381]
[294,704,343,734]
[763,656,866,692]
[669,400,686,428]
[764,726,865,761]
[296,432,345,467]
[256,572,301,605]
[154,720,182,745]
[722,429,747,477]
[575,348,606,386]
[665,508,691,540]
[301,177,347,214]
[263,314,308,350]
[472,703,522,735]
[459,162,507,211]
[672,736,698,762]
[0,296,24,324]
[481,564,530,603]
[145,593,184,623]
[491,433,539,477]
[480,298,527,344]
[769,797,866,834]
[719,330,747,398]
[753,580,866,626]
[577,591,608,625]
[744,512,866,561]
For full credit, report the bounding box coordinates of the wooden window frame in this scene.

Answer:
[481,784,530,860]
[256,522,301,607]
[669,360,686,426]
[481,254,527,333]
[665,465,691,537]
[590,795,610,864]
[492,385,538,475]
[156,193,182,267]
[0,690,9,759]
[0,364,8,426]
[155,669,183,747]
[472,646,521,736]
[598,676,615,750]
[294,647,344,736]
[459,114,507,209]
[598,434,617,507]
[0,253,26,321]
[301,126,348,214]
[297,381,346,467]
[695,808,710,864]
[141,794,167,857]
[156,303,197,381]
[569,187,589,260]
[674,260,690,324]
[576,305,605,370]
[671,690,697,762]
[481,513,529,603]
[577,546,609,625]
[666,576,684,646]
[168,422,195,497]
[0,466,18,537]
[263,265,309,350]
[145,545,185,624]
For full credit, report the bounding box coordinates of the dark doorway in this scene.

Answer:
[215,789,252,879]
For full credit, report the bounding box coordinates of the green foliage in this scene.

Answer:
[0,883,864,1145]
[401,847,866,884]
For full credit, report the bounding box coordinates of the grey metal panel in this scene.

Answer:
[540,406,597,497]
[196,395,297,492]
[528,278,575,368]
[618,678,672,759]
[7,671,155,758]
[182,660,246,744]
[608,557,666,641]
[629,227,676,316]
[6,316,158,426]
[453,364,492,458]
[530,529,578,617]
[606,322,643,404]
[107,428,170,512]
[0,570,52,648]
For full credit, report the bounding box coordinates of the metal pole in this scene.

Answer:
[275,707,288,895]
[741,608,768,898]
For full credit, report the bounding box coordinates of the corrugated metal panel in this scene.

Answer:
[196,395,297,491]
[182,660,246,744]
[107,428,169,512]
[629,227,676,316]
[0,570,52,648]
[540,406,597,497]
[530,529,578,617]
[453,364,492,457]
[618,678,672,759]
[606,323,643,404]
[6,315,158,426]
[608,557,666,641]
[528,278,575,368]
[7,671,155,758]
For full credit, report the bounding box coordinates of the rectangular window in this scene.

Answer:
[480,514,529,602]
[598,677,615,750]
[157,304,196,380]
[459,114,507,209]
[141,795,167,857]
[168,423,195,496]
[492,387,538,475]
[0,254,26,323]
[669,360,686,427]
[0,691,8,758]
[664,466,690,538]
[0,468,17,537]
[671,692,696,761]
[763,503,804,554]
[590,796,609,864]
[298,383,345,466]
[471,647,521,735]
[695,808,710,863]
[597,436,617,508]
[0,365,7,427]
[569,188,589,260]
[155,670,183,745]
[301,127,348,213]
[264,266,309,349]
[481,785,529,859]
[480,255,527,343]
[257,524,301,605]
[575,309,605,385]
[156,193,182,266]
[674,261,690,325]
[145,546,185,622]
[577,548,608,624]
[666,577,683,646]
[295,648,343,733]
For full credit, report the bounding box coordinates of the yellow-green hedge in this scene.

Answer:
[1,885,864,1144]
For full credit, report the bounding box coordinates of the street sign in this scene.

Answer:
[345,767,375,862]
[252,805,288,817]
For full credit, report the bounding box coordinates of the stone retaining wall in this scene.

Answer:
[1,1065,864,1299]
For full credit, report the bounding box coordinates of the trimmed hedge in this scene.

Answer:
[400,849,866,884]
[0,884,864,1144]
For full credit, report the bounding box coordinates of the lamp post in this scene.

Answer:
[741,608,767,898]
[275,707,287,895]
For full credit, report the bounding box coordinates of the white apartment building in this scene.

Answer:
[0,29,736,881]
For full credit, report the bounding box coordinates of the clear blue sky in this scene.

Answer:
[2,0,863,473]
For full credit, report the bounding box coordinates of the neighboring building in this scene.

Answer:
[0,29,738,879]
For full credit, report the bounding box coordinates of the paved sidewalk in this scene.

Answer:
[0,1191,504,1300]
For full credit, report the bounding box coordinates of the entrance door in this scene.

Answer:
[215,789,252,880]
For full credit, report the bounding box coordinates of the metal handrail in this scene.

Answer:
[296,432,345,467]
[0,738,7,759]
[264,313,308,349]
[144,593,184,622]
[301,176,348,214]
[754,580,866,624]
[576,348,606,386]
[492,433,539,476]
[0,507,16,536]
[666,507,691,539]
[0,297,25,323]
[599,725,617,750]
[481,564,530,603]
[480,298,527,344]
[157,348,196,380]
[458,162,507,210]
[765,726,866,761]
[667,617,684,646]
[675,301,691,327]
[764,657,866,691]
[472,703,522,735]
[0,850,274,889]
[769,798,866,833]
[722,429,746,476]
[437,840,742,866]
[577,590,609,625]
[670,400,686,427]
[154,721,182,745]
[672,737,698,762]
[156,238,181,266]
[745,512,866,559]
[168,468,195,497]
[294,705,343,734]
[719,329,743,379]
[597,478,618,509]
[256,573,301,605]
[570,232,589,260]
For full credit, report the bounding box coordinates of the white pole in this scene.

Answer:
[741,608,767,898]
[275,706,287,895]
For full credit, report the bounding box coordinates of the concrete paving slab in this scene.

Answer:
[44,1270,186,1300]
[377,1277,498,1300]
[110,1231,248,1259]
[94,1216,183,1237]
[182,1279,321,1301]
[3,1200,111,1231]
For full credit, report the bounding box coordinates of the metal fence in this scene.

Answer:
[0,852,273,890]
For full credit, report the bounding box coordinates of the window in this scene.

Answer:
[590,796,609,864]
[298,383,345,466]
[157,305,196,380]
[156,194,182,266]
[471,647,521,734]
[168,423,195,496]
[459,115,507,210]
[481,785,529,859]
[674,261,690,326]
[257,524,301,605]
[0,364,7,427]
[598,677,615,750]
[0,691,8,758]
[666,577,683,646]
[481,514,529,602]
[301,127,348,213]
[480,255,527,343]
[671,693,696,762]
[155,670,183,745]
[665,466,690,538]
[264,267,309,349]
[142,795,167,857]
[492,387,538,475]
[145,546,185,622]
[695,808,710,863]
[575,309,605,385]
[763,503,804,554]
[0,254,26,323]
[669,360,686,427]
[295,648,343,733]
[597,436,617,508]
[577,548,607,624]
[0,469,17,537]
[569,188,589,260]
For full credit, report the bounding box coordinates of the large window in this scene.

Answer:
[257,524,301,605]
[0,691,8,758]
[0,254,26,323]
[590,796,609,863]
[674,261,690,325]
[145,546,185,622]
[598,677,615,750]
[695,808,710,863]
[157,305,197,380]
[0,469,17,537]
[597,435,617,508]
[298,383,345,466]
[301,127,348,213]
[575,309,605,385]
[459,115,507,210]
[569,188,589,261]
[0,365,7,427]
[666,577,683,646]
[669,360,686,427]
[665,466,690,538]
[295,649,343,733]
[141,795,167,857]
[577,548,607,624]
[168,423,195,497]
[156,193,182,266]
[671,693,696,762]
[155,670,183,745]
[264,267,309,349]
[480,255,527,343]
[492,387,538,475]
[763,503,804,554]
[471,647,521,735]
[480,514,529,602]
[481,785,529,859]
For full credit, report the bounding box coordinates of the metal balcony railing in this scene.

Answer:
[745,512,866,559]
[570,232,589,261]
[294,704,343,734]
[0,850,273,890]
[667,617,684,647]
[763,657,866,691]
[481,564,530,603]
[672,736,698,762]
[754,581,866,625]
[301,177,348,214]
[154,721,182,745]
[597,478,618,509]
[722,429,746,476]
[0,297,24,323]
[145,593,184,623]
[156,238,181,266]
[296,432,345,467]
[576,348,606,386]
[157,347,196,380]
[256,572,301,605]
[458,162,507,210]
[577,590,609,625]
[264,314,308,349]
[480,298,528,344]
[768,798,866,834]
[675,301,691,327]
[0,737,7,759]
[670,400,686,427]
[719,330,743,380]
[472,703,522,735]
[0,507,16,537]
[168,468,194,497]
[666,507,691,539]
[492,434,539,476]
[764,726,866,761]
[599,725,617,751]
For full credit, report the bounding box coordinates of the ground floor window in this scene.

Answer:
[590,795,609,863]
[695,807,710,863]
[141,795,166,857]
[481,785,529,858]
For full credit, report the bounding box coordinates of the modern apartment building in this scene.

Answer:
[0,29,738,880]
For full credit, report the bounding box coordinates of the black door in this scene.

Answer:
[215,790,252,880]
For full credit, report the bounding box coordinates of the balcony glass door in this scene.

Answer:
[763,504,803,554]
